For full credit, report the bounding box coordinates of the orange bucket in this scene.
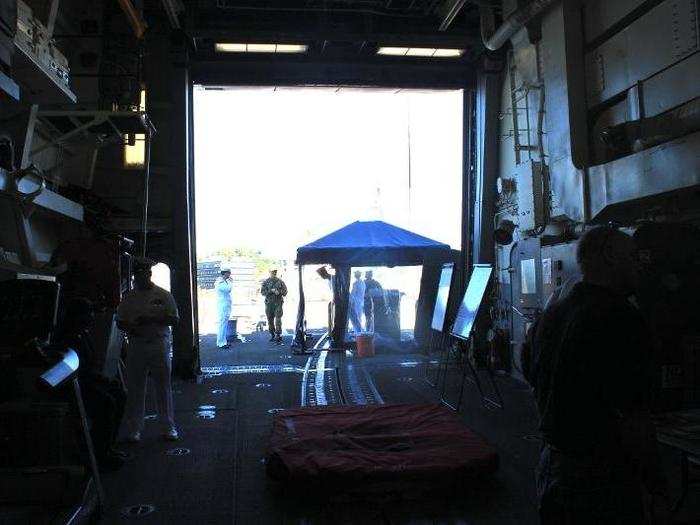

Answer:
[356,333,375,358]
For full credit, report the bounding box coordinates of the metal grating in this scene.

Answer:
[338,363,385,405]
[301,351,344,406]
[201,364,305,378]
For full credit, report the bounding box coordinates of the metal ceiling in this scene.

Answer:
[182,0,485,88]
[189,0,484,41]
[209,0,442,17]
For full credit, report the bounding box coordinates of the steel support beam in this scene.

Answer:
[472,70,501,264]
[461,88,475,282]
[186,78,200,370]
[46,0,60,38]
[0,70,20,100]
[438,0,467,31]
[191,57,475,89]
[163,49,197,379]
[116,0,147,39]
[0,168,84,221]
[193,28,479,50]
[142,32,197,378]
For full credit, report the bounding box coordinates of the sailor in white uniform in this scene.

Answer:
[117,257,180,442]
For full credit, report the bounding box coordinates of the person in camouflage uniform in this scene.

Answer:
[260,269,287,343]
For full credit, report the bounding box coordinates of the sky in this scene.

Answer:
[193,86,464,261]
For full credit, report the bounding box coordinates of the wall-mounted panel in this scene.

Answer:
[515,160,545,232]
[541,3,585,221]
[509,238,541,382]
[540,242,579,305]
[643,51,700,117]
[588,130,700,218]
[586,0,699,106]
[583,0,648,44]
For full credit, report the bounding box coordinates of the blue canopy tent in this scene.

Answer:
[294,221,454,350]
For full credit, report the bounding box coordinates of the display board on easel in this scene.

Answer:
[435,263,502,412]
[431,262,454,332]
[451,265,493,341]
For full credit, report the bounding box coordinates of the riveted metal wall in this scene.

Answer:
[490,0,700,389]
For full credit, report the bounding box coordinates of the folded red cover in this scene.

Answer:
[266,403,499,495]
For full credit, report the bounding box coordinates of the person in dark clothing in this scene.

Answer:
[57,297,127,471]
[363,271,383,332]
[526,226,669,524]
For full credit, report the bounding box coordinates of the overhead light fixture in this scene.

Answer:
[433,48,463,57]
[216,43,247,52]
[406,48,436,57]
[377,47,409,56]
[247,43,276,53]
[276,44,308,53]
[215,43,308,54]
[376,46,464,58]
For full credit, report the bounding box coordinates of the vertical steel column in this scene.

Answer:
[168,51,197,379]
[472,71,502,265]
[141,132,152,257]
[461,89,475,285]
[186,81,200,373]
[20,105,39,169]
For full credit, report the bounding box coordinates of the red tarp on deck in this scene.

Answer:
[266,404,499,496]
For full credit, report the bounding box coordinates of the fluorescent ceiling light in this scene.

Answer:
[276,44,308,53]
[247,43,276,53]
[406,48,436,57]
[433,48,464,57]
[377,46,464,58]
[215,43,308,54]
[215,43,246,52]
[377,47,408,56]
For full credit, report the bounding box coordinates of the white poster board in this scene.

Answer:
[431,263,454,332]
[451,265,492,341]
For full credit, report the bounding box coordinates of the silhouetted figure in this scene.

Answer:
[527,226,669,524]
[118,257,180,443]
[349,270,365,333]
[363,271,383,332]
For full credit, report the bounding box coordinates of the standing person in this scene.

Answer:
[349,270,365,333]
[526,227,669,524]
[117,257,180,442]
[363,270,383,332]
[214,268,233,349]
[261,269,287,344]
[317,266,335,334]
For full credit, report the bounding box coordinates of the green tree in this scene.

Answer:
[204,246,278,281]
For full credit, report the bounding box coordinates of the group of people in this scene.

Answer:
[214,267,287,348]
[525,226,670,524]
[348,270,383,333]
[214,266,386,349]
[63,226,671,523]
[76,263,383,469]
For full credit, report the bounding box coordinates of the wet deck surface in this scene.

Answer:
[99,331,546,524]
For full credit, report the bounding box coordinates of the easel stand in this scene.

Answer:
[435,334,504,413]
[423,329,448,388]
[72,378,106,507]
